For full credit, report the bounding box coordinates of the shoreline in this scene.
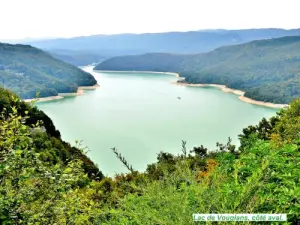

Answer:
[93,69,184,79]
[174,82,288,109]
[173,82,245,95]
[94,69,287,109]
[23,84,100,103]
[238,96,288,109]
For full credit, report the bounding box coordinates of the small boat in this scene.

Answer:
[177,97,181,99]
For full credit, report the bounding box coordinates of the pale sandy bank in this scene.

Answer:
[238,96,288,109]
[78,84,100,90]
[94,70,185,80]
[23,96,64,103]
[23,84,100,103]
[174,82,288,109]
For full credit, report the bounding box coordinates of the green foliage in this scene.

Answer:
[0,105,100,224]
[272,99,300,142]
[0,43,97,99]
[99,141,299,224]
[96,36,300,104]
[0,88,103,180]
[239,99,300,149]
[111,147,135,173]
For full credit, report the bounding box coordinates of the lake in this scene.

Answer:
[37,66,278,176]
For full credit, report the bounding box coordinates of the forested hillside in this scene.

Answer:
[0,43,97,99]
[0,88,299,224]
[94,53,188,72]
[96,36,300,104]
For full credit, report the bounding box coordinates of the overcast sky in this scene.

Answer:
[0,0,299,40]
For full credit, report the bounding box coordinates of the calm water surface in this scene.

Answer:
[37,66,278,176]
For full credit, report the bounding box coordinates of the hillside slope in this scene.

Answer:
[94,53,189,72]
[0,43,97,99]
[95,36,300,104]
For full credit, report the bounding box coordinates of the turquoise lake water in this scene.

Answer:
[37,66,278,176]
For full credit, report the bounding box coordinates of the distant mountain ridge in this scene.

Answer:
[46,49,106,66]
[0,43,97,99]
[95,35,300,104]
[24,28,300,66]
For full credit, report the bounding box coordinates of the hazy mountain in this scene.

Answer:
[23,28,300,66]
[95,36,300,104]
[47,49,107,66]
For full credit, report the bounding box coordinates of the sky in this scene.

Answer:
[0,0,299,40]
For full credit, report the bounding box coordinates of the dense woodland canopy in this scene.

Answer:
[0,87,299,224]
[0,43,97,99]
[96,36,300,104]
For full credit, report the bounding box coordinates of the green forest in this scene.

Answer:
[95,36,300,104]
[0,43,97,99]
[0,87,299,224]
